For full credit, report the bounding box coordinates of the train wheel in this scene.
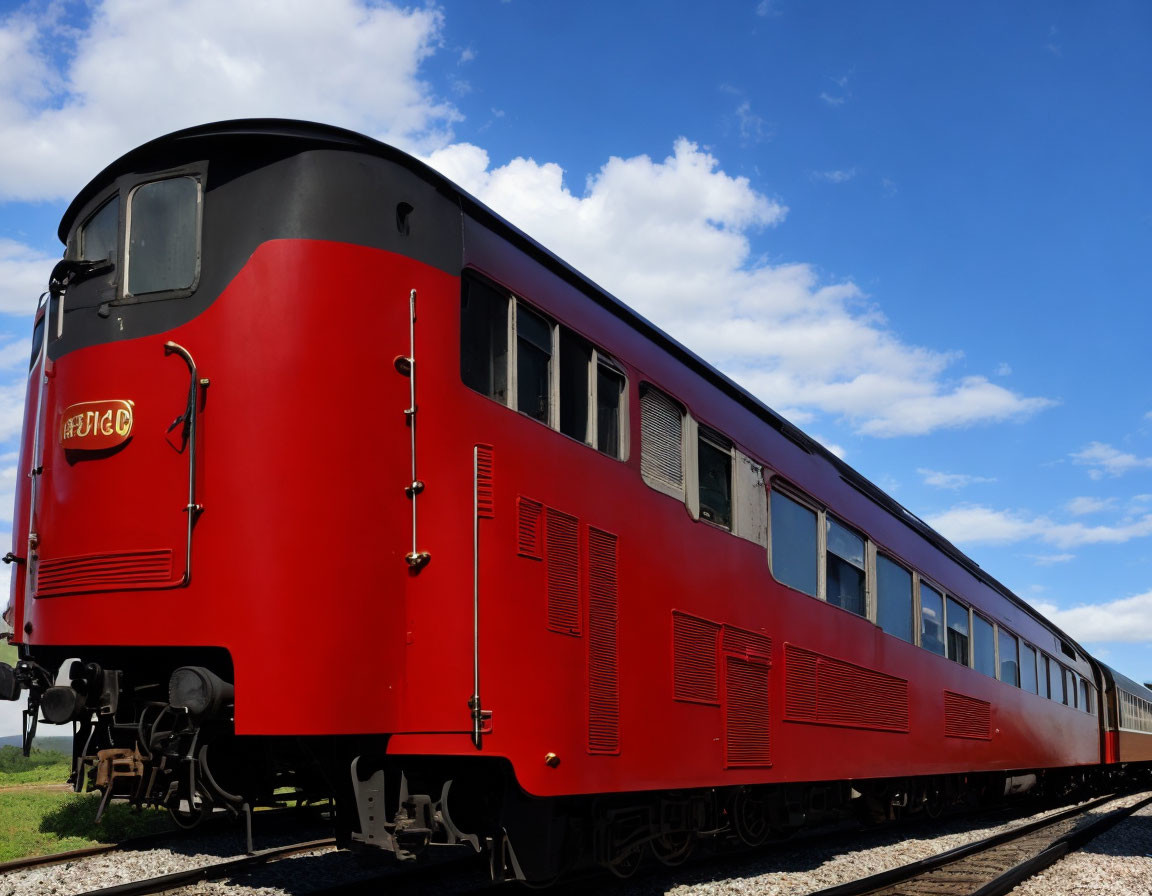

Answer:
[651,830,694,866]
[731,787,769,847]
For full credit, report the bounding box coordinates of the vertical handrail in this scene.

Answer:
[404,289,430,569]
[163,341,204,586]
[471,446,482,747]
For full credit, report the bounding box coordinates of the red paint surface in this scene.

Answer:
[11,238,1104,800]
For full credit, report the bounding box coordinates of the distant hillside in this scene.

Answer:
[0,734,71,754]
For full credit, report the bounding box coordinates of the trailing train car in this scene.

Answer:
[0,119,1138,881]
[1099,665,1152,764]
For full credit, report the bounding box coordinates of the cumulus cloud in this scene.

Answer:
[1034,591,1152,644]
[918,468,996,490]
[926,503,1152,549]
[0,0,456,201]
[1071,442,1152,479]
[427,141,1052,437]
[1064,496,1117,516]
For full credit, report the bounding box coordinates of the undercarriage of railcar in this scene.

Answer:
[1,644,1143,883]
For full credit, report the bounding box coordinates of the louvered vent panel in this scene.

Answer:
[784,644,909,732]
[36,549,175,596]
[587,528,620,754]
[546,508,581,635]
[640,388,684,491]
[784,643,820,721]
[944,691,992,740]
[723,626,772,661]
[475,445,495,519]
[517,497,543,560]
[725,656,772,767]
[672,611,720,704]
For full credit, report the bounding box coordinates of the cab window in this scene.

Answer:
[127,176,200,296]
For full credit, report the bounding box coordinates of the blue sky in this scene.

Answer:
[0,1,1150,736]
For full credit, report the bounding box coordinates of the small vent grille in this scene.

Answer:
[546,508,580,635]
[784,644,909,733]
[640,387,685,492]
[475,444,495,519]
[672,611,720,704]
[517,497,543,560]
[723,626,772,661]
[944,691,992,740]
[36,549,175,596]
[587,528,619,754]
[725,655,771,767]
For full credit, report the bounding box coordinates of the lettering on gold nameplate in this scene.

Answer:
[60,400,134,450]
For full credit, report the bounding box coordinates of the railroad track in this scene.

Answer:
[809,791,1152,896]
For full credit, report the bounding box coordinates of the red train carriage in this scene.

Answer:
[0,120,1126,881]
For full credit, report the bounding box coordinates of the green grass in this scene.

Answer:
[0,746,176,861]
[0,638,15,666]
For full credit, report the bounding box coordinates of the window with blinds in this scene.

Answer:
[640,386,685,496]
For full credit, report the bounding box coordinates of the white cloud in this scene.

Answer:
[927,503,1152,549]
[1034,591,1152,644]
[1064,496,1117,516]
[0,239,54,316]
[0,0,456,201]
[918,468,995,490]
[1028,553,1075,566]
[1072,442,1152,479]
[427,142,1053,437]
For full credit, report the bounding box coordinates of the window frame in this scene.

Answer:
[460,272,629,462]
[696,426,734,530]
[122,172,204,302]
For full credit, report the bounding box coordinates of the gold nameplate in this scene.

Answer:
[61,400,134,450]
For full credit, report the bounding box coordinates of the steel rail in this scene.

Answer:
[807,791,1152,896]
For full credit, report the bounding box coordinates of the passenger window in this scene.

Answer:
[698,429,732,529]
[640,386,685,495]
[876,555,913,642]
[596,364,625,458]
[1080,679,1091,713]
[1068,671,1078,708]
[127,176,199,295]
[1057,666,1070,705]
[1039,655,1050,698]
[826,516,865,617]
[1021,644,1038,694]
[461,278,509,402]
[559,328,591,442]
[81,197,119,264]
[770,490,818,597]
[919,583,946,656]
[516,305,553,423]
[973,614,996,678]
[946,597,970,666]
[998,629,1019,686]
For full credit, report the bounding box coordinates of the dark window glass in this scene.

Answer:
[81,197,119,263]
[1021,644,1038,694]
[1040,655,1051,699]
[770,490,818,597]
[998,629,1019,686]
[128,177,198,295]
[1080,679,1091,713]
[920,582,946,656]
[516,305,552,423]
[877,555,913,641]
[826,516,865,617]
[973,614,996,678]
[559,328,591,442]
[946,597,969,666]
[596,364,624,458]
[460,279,508,402]
[29,317,45,370]
[698,434,732,528]
[1067,670,1077,707]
